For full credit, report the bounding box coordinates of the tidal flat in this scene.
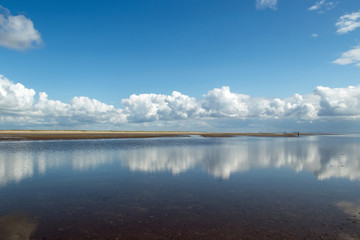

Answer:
[0,130,310,141]
[0,134,359,239]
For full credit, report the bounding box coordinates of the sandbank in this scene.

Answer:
[0,130,322,141]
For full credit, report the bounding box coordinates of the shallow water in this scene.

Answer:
[0,135,359,239]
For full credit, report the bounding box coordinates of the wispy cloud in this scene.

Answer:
[336,10,360,34]
[1,75,360,130]
[309,0,325,11]
[308,0,337,13]
[255,0,278,10]
[333,45,360,66]
[311,33,319,38]
[0,5,42,50]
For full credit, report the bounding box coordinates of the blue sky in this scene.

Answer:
[0,0,360,132]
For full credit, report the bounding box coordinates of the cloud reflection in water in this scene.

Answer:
[0,214,37,240]
[0,136,359,187]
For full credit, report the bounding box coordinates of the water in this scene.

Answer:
[0,135,359,239]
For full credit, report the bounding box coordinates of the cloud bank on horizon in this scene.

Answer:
[0,2,359,131]
[1,75,359,130]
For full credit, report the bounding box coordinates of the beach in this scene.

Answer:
[0,130,312,141]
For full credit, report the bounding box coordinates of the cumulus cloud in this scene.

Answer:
[0,75,126,126]
[202,86,318,120]
[308,0,337,13]
[255,0,278,10]
[202,86,250,118]
[122,91,204,122]
[0,5,42,50]
[314,85,360,117]
[71,97,126,125]
[34,92,69,117]
[333,45,360,67]
[336,10,360,34]
[1,75,360,129]
[0,75,35,113]
[120,87,319,123]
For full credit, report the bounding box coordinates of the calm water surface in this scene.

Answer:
[0,135,359,239]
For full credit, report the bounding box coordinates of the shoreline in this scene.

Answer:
[0,130,328,141]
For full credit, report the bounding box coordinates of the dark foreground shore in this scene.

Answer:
[0,130,323,141]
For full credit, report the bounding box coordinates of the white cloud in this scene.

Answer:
[70,96,114,116]
[201,86,318,120]
[0,5,42,50]
[68,96,126,124]
[121,86,318,123]
[333,45,360,66]
[336,10,360,34]
[202,86,250,118]
[0,75,126,126]
[1,75,360,130]
[311,33,318,38]
[122,91,204,122]
[314,85,360,117]
[255,0,278,10]
[34,93,126,124]
[35,92,69,117]
[0,75,35,112]
[309,0,325,11]
[308,0,337,13]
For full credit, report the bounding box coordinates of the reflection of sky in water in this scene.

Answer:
[0,214,37,240]
[0,135,360,239]
[0,135,359,187]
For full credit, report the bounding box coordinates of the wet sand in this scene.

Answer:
[0,130,317,141]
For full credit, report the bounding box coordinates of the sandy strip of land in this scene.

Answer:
[0,130,315,141]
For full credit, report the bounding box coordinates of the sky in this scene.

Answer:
[0,0,360,132]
